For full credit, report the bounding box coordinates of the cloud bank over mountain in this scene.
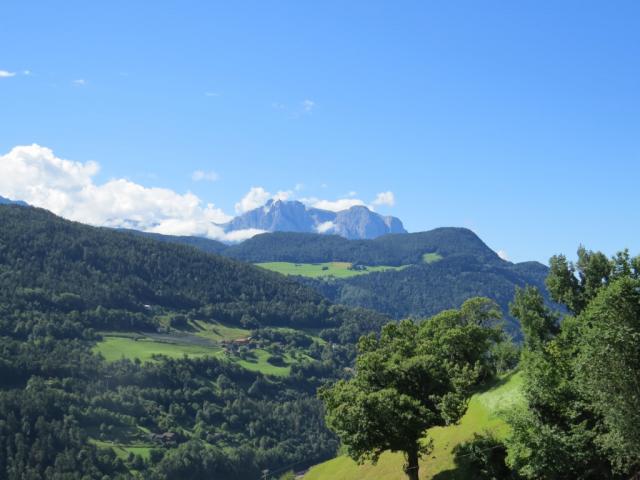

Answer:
[0,145,400,241]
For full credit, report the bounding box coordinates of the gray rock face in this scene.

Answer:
[333,206,406,239]
[222,200,407,239]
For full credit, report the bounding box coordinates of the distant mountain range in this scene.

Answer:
[223,200,407,239]
[0,196,404,241]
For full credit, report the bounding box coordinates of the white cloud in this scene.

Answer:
[302,99,315,112]
[234,187,299,214]
[0,144,242,241]
[497,250,509,261]
[316,221,335,233]
[147,218,226,238]
[272,100,316,117]
[298,196,319,205]
[372,191,395,207]
[294,183,304,192]
[273,190,293,201]
[72,79,86,86]
[311,198,367,212]
[23,70,31,76]
[192,170,219,182]
[205,92,220,97]
[224,228,268,242]
[0,70,16,78]
[0,145,399,244]
[300,192,392,213]
[235,187,271,214]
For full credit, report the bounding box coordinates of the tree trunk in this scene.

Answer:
[404,447,420,480]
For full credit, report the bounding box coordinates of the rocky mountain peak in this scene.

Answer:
[222,200,407,239]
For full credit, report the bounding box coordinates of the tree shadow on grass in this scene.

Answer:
[432,432,514,480]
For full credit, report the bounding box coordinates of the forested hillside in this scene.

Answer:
[123,228,550,336]
[222,228,502,265]
[223,232,550,334]
[301,255,549,336]
[0,205,376,331]
[0,205,388,479]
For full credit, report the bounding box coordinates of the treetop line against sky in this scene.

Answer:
[1,1,638,263]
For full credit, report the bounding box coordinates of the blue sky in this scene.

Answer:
[1,0,638,263]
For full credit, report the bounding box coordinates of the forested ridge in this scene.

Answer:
[125,228,551,336]
[119,226,508,266]
[214,228,503,266]
[301,255,549,336]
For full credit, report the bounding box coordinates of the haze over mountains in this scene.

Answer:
[223,199,407,240]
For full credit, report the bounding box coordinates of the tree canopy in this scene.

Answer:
[505,247,640,479]
[320,297,505,480]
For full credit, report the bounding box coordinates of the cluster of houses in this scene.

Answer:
[149,431,177,446]
[221,336,253,354]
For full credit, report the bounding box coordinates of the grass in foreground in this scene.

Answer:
[304,371,523,480]
[257,261,408,278]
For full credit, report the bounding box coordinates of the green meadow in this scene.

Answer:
[190,319,251,342]
[94,335,222,363]
[94,324,314,378]
[422,252,443,264]
[304,371,523,480]
[256,261,408,278]
[91,439,153,462]
[236,348,294,377]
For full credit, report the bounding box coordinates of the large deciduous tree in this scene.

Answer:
[319,298,503,480]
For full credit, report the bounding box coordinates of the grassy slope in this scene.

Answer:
[94,325,301,377]
[256,261,408,278]
[94,336,222,362]
[236,349,293,377]
[304,371,523,480]
[91,439,152,461]
[191,319,250,342]
[422,252,443,264]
